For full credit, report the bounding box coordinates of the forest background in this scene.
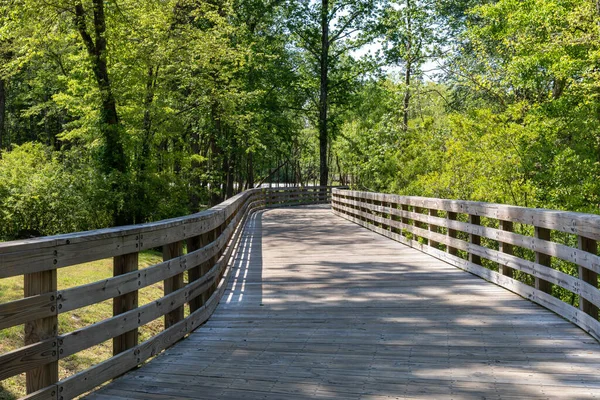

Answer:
[1,0,599,241]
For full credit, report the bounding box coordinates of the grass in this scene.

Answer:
[0,251,166,400]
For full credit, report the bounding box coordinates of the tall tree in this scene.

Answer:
[286,0,379,186]
[0,78,5,150]
[74,1,126,178]
[380,0,442,131]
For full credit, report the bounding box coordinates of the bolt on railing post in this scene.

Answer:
[578,236,598,318]
[498,220,514,278]
[113,252,139,355]
[24,270,58,394]
[163,241,184,329]
[534,227,553,294]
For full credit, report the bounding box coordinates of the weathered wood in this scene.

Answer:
[0,339,57,382]
[163,241,184,329]
[428,209,440,249]
[86,206,600,400]
[336,194,600,275]
[447,212,458,256]
[414,207,423,238]
[59,200,255,400]
[113,252,139,355]
[20,384,57,400]
[578,236,599,319]
[58,195,255,314]
[334,189,600,241]
[58,254,220,358]
[0,293,56,331]
[24,270,58,394]
[58,241,218,313]
[499,220,515,278]
[0,187,318,398]
[211,224,223,295]
[332,191,600,340]
[0,189,261,279]
[186,235,204,313]
[535,227,553,294]
[469,215,481,265]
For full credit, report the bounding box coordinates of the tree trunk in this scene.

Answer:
[318,0,330,187]
[75,0,127,225]
[247,152,254,188]
[0,78,5,151]
[402,0,412,132]
[224,152,234,198]
[403,62,411,131]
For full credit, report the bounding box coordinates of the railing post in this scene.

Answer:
[578,236,598,318]
[212,223,224,293]
[447,212,458,256]
[113,252,139,355]
[469,215,481,265]
[428,209,439,249]
[24,270,58,394]
[374,198,382,228]
[361,195,368,223]
[401,204,410,228]
[388,201,395,233]
[200,231,213,304]
[186,235,203,312]
[163,241,184,328]
[414,206,424,242]
[534,227,553,294]
[498,220,514,278]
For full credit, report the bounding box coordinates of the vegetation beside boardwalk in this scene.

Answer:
[0,251,164,399]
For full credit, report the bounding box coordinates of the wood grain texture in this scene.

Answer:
[499,220,515,278]
[85,206,600,400]
[335,195,600,274]
[0,339,57,382]
[113,252,139,355]
[534,226,553,294]
[24,270,58,394]
[163,241,184,329]
[58,199,253,400]
[332,200,600,311]
[579,236,599,319]
[0,293,55,331]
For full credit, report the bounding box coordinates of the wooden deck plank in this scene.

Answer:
[85,205,600,399]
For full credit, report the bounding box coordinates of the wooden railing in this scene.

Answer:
[0,186,334,400]
[332,189,600,341]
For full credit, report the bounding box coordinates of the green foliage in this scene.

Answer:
[0,143,112,239]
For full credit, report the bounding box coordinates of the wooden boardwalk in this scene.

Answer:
[87,205,600,399]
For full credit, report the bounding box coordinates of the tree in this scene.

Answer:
[286,0,380,186]
[379,0,442,131]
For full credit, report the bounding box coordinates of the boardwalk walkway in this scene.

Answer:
[87,205,600,399]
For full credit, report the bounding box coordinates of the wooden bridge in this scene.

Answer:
[2,187,600,399]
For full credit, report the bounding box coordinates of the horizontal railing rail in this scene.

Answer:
[332,189,600,342]
[0,186,336,400]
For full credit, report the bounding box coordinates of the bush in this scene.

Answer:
[0,143,113,240]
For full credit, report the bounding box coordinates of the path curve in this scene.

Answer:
[86,205,600,399]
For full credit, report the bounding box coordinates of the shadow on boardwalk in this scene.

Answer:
[86,205,600,400]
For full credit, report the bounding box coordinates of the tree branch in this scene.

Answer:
[74,3,96,57]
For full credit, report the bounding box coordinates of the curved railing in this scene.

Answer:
[332,189,600,342]
[0,186,334,400]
